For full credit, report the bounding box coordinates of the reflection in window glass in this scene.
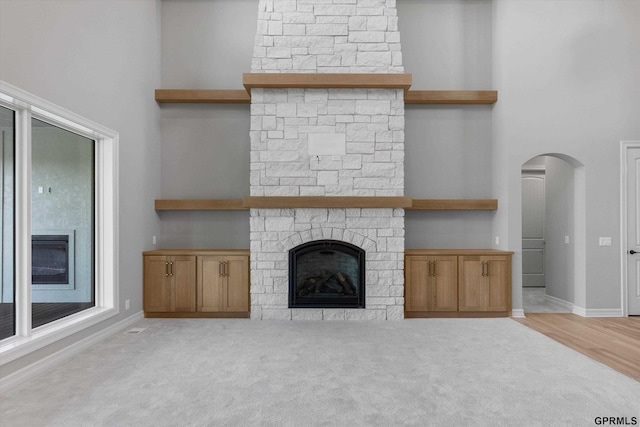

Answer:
[0,106,15,340]
[31,118,95,328]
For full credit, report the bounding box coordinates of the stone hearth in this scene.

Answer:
[249,0,405,320]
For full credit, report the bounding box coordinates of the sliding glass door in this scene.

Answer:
[31,119,95,328]
[0,106,15,340]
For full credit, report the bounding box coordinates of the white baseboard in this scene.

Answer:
[511,309,526,318]
[545,294,574,311]
[0,311,144,393]
[572,306,624,317]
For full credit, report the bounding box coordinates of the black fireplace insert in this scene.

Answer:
[289,240,365,309]
[32,235,69,285]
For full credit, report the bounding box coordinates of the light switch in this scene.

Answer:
[564,236,570,244]
[599,237,612,246]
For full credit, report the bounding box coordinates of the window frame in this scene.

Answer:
[0,81,119,364]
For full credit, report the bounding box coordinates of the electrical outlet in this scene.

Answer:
[152,235,157,245]
[599,237,612,247]
[495,236,500,245]
[125,299,130,310]
[564,236,570,244]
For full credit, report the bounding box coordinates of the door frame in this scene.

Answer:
[620,141,640,317]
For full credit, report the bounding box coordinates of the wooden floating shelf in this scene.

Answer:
[404,90,497,105]
[243,196,412,209]
[407,199,498,210]
[155,199,247,211]
[156,88,497,105]
[154,198,497,211]
[155,89,250,104]
[243,73,412,91]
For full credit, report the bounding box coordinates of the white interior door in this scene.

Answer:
[627,146,640,315]
[522,172,546,287]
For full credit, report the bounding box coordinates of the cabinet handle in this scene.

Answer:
[432,261,436,277]
[481,262,489,277]
[218,261,224,277]
[169,262,174,277]
[224,261,229,277]
[165,262,169,277]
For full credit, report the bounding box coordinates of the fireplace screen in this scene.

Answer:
[289,240,365,309]
[32,235,69,285]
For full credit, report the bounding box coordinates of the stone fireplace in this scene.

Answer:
[249,0,405,320]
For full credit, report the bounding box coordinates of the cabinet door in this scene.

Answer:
[405,255,457,312]
[431,256,458,311]
[144,256,171,312]
[223,256,249,312]
[198,256,225,312]
[485,256,510,312]
[459,255,511,312]
[458,256,486,311]
[405,256,430,311]
[172,255,196,312]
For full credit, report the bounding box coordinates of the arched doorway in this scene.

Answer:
[521,154,586,314]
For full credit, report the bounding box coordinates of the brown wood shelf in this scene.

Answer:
[155,199,248,210]
[242,196,412,209]
[243,73,412,91]
[404,90,497,105]
[155,89,250,104]
[407,199,498,210]
[156,88,497,105]
[154,198,498,211]
[405,249,513,256]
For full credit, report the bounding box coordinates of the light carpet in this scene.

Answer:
[1,318,639,426]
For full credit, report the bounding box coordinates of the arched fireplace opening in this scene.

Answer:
[289,240,365,309]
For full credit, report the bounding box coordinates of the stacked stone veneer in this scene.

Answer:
[249,0,405,320]
[252,0,403,74]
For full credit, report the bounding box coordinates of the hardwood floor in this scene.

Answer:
[515,313,640,381]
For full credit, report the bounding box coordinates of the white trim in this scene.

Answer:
[572,305,586,317]
[0,81,119,362]
[620,141,640,317]
[511,309,526,318]
[0,311,143,393]
[544,293,574,312]
[571,306,624,318]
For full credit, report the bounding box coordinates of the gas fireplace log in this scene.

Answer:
[336,272,355,295]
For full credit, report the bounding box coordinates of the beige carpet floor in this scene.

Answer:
[1,318,639,426]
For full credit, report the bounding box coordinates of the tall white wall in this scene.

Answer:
[0,0,162,374]
[159,0,495,250]
[544,156,575,304]
[492,0,640,312]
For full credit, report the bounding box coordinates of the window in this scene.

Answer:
[0,81,118,363]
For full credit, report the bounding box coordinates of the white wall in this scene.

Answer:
[159,0,256,249]
[158,0,496,250]
[0,0,161,375]
[493,0,640,312]
[544,156,575,304]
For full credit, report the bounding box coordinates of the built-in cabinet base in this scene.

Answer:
[143,249,250,318]
[405,249,513,318]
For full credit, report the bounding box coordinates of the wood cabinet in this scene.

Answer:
[459,255,511,312]
[143,249,249,318]
[198,255,249,313]
[405,249,512,318]
[405,255,458,312]
[143,255,196,313]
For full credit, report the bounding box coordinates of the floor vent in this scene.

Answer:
[124,328,146,335]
